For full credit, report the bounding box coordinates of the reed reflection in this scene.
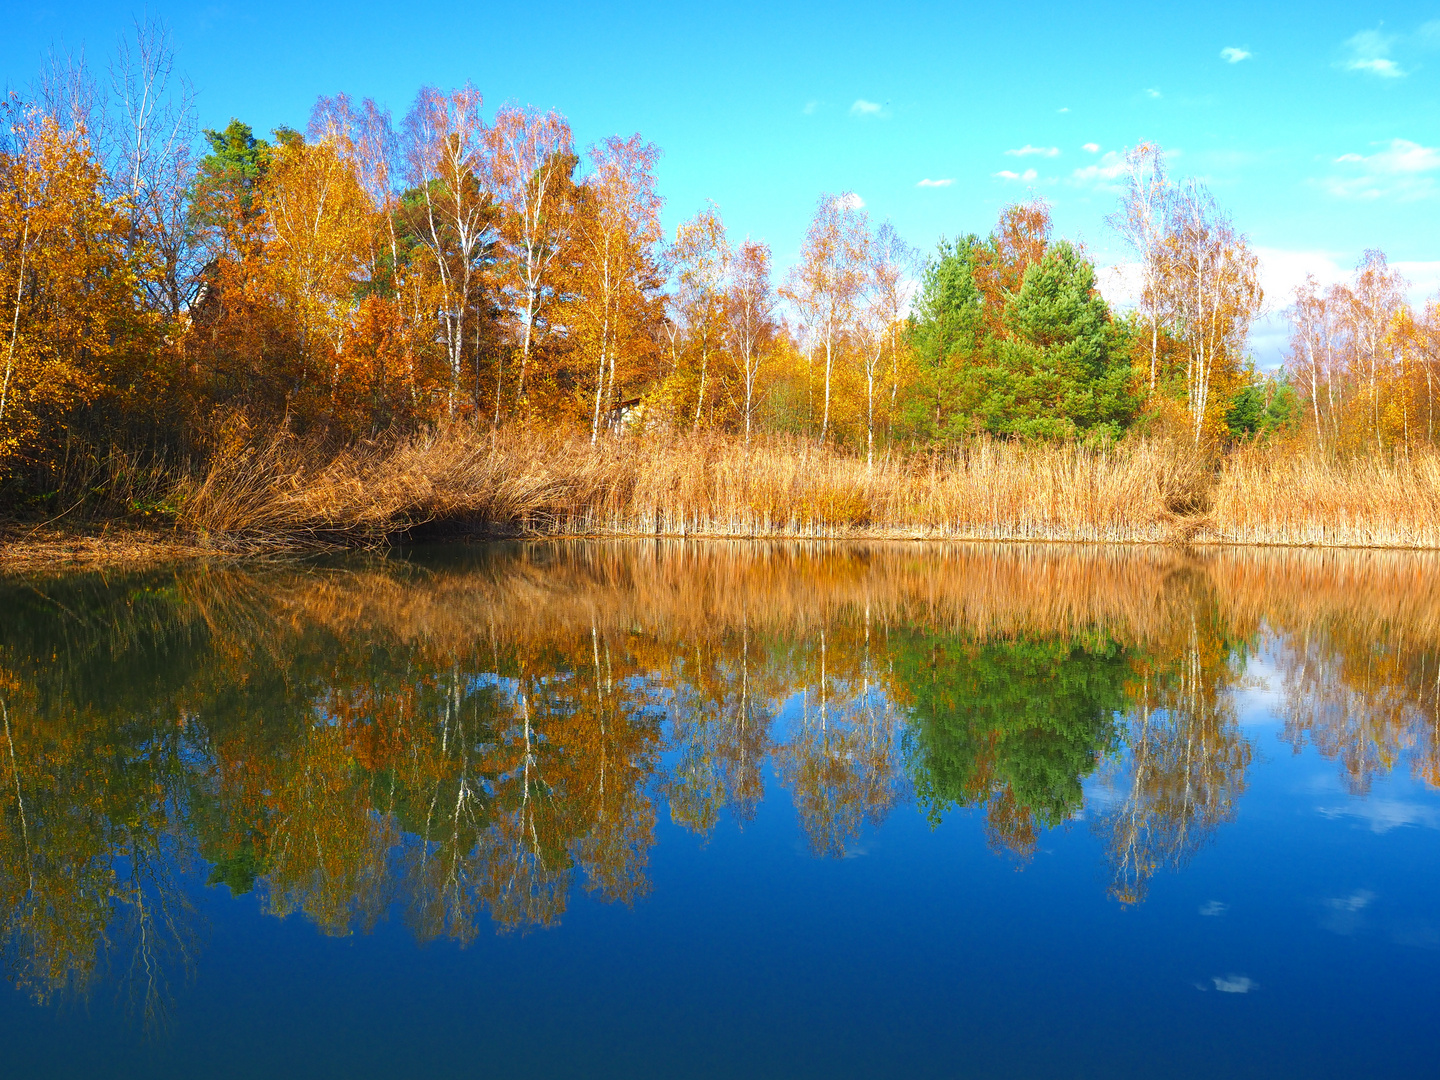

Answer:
[3,542,1440,1010]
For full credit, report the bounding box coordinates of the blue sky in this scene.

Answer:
[7,1,1440,362]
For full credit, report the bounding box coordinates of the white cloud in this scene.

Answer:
[1199,900,1229,916]
[1341,28,1406,77]
[1221,46,1252,63]
[1069,150,1128,191]
[850,99,888,118]
[1255,246,1347,296]
[1096,262,1142,310]
[1349,57,1404,76]
[1057,106,1070,113]
[802,100,819,116]
[1144,88,1162,99]
[1106,246,1440,371]
[993,168,1038,182]
[1213,975,1255,994]
[1323,139,1440,201]
[1220,247,1440,368]
[916,177,954,188]
[833,192,865,210]
[1081,142,1100,153]
[1006,144,1060,158]
[1393,260,1440,298]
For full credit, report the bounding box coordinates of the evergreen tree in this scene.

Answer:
[982,240,1138,439]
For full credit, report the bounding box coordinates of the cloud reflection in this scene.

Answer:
[1212,975,1255,993]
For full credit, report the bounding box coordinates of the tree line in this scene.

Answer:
[2,21,1436,517]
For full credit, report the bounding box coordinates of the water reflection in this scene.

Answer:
[3,541,1440,1019]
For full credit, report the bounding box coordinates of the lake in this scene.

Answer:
[1,541,1438,1078]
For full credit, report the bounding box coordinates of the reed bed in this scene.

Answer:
[165,424,1440,551]
[1211,446,1440,548]
[175,426,1207,548]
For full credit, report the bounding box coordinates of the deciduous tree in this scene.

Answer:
[784,192,867,444]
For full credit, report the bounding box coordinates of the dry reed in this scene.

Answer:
[174,427,1213,548]
[156,425,1440,552]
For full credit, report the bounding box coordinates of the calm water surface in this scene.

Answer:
[1,541,1438,1078]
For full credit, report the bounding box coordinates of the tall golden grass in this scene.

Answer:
[176,426,1220,548]
[167,423,1440,550]
[1211,445,1440,548]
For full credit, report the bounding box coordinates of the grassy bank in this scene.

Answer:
[7,426,1440,558]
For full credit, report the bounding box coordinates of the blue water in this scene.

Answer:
[1,543,1438,1078]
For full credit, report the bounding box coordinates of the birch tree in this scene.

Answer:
[785,192,866,444]
[1344,250,1407,453]
[857,220,913,468]
[400,85,492,419]
[671,202,729,431]
[487,104,575,414]
[573,135,663,444]
[108,17,199,318]
[1287,275,1340,454]
[724,239,776,449]
[1108,142,1169,393]
[260,132,372,412]
[1161,181,1262,446]
[0,108,135,472]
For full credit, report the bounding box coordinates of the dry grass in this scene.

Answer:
[1211,445,1440,548]
[12,425,1440,556]
[0,524,222,574]
[173,426,1216,549]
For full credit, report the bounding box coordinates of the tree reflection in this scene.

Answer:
[776,624,902,858]
[2,542,1440,1011]
[1094,602,1254,905]
[899,630,1130,861]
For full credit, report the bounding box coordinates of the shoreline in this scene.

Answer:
[0,526,231,574]
[8,520,1440,575]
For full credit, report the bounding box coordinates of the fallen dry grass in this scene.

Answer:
[0,524,223,574]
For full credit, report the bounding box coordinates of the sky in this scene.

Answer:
[6,1,1440,365]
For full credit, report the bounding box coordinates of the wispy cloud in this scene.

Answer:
[1057,106,1070,114]
[994,168,1038,182]
[1144,88,1162,99]
[802,100,819,116]
[1069,150,1128,191]
[1322,139,1440,201]
[916,177,954,188]
[833,192,865,210]
[1340,28,1405,77]
[1350,57,1404,76]
[1006,144,1060,158]
[1221,46,1252,63]
[1200,900,1229,916]
[1081,142,1100,153]
[850,98,888,118]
